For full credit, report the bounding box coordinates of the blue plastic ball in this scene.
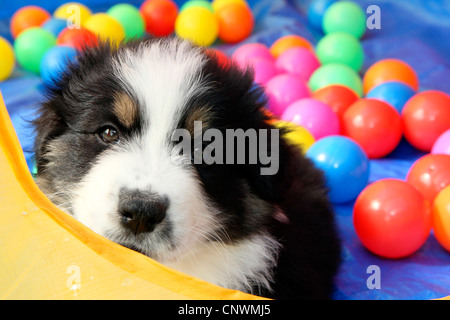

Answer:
[42,18,67,37]
[366,81,416,114]
[40,46,77,85]
[307,0,337,30]
[306,135,370,204]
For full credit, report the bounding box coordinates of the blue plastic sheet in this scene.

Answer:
[0,0,449,300]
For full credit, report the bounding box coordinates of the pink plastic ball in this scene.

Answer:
[432,129,450,155]
[265,73,311,117]
[252,57,278,85]
[231,43,273,69]
[281,98,340,139]
[275,47,320,81]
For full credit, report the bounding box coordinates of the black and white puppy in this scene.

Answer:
[34,37,341,299]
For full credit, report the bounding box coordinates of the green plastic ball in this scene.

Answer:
[14,27,56,74]
[180,0,214,12]
[308,63,363,97]
[322,1,366,39]
[316,32,364,71]
[107,3,145,40]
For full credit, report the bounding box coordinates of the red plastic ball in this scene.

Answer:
[140,0,178,37]
[312,84,359,123]
[10,5,51,39]
[406,154,450,202]
[342,98,403,159]
[353,178,432,259]
[216,2,254,44]
[402,90,450,152]
[57,27,98,50]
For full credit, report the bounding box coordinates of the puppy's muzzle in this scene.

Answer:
[119,188,169,234]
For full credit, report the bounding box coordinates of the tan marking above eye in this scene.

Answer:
[113,92,138,128]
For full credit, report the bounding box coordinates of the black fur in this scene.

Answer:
[34,37,341,299]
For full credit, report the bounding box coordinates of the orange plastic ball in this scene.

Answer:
[10,5,51,39]
[215,2,254,44]
[312,85,359,121]
[406,154,450,203]
[402,90,450,152]
[363,58,419,94]
[269,35,314,58]
[432,185,450,252]
[140,0,178,37]
[57,27,98,50]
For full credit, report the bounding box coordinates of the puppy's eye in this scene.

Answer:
[99,126,120,143]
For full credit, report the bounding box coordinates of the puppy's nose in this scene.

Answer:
[119,189,168,234]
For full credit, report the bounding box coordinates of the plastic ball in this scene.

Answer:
[0,36,15,81]
[40,46,78,85]
[308,63,363,97]
[432,129,450,155]
[231,43,273,69]
[265,73,311,117]
[275,47,320,81]
[14,27,56,74]
[322,1,366,39]
[306,135,370,203]
[312,84,359,122]
[363,58,418,95]
[315,32,364,71]
[353,178,431,259]
[10,5,51,39]
[212,0,246,12]
[251,57,278,85]
[406,154,450,202]
[269,35,314,58]
[366,81,415,114]
[181,0,214,12]
[107,4,145,40]
[274,120,315,153]
[281,98,340,140]
[175,7,218,47]
[432,186,450,252]
[140,0,178,37]
[57,27,98,50]
[83,13,125,44]
[42,18,67,37]
[307,0,337,29]
[215,2,254,44]
[342,98,402,159]
[402,90,450,152]
[53,2,92,27]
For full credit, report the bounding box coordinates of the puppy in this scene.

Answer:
[34,37,341,299]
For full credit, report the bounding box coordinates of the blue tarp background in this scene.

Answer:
[0,0,449,299]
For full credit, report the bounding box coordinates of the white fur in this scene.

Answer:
[69,39,278,294]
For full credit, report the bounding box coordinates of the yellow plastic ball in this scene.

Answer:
[175,7,218,47]
[0,36,15,81]
[83,13,125,44]
[212,0,246,12]
[274,120,315,153]
[53,2,92,27]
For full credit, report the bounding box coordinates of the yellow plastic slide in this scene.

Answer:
[0,91,264,300]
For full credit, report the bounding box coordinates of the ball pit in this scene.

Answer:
[342,98,403,159]
[432,186,450,252]
[251,57,278,85]
[275,47,320,81]
[0,37,15,81]
[140,0,178,37]
[281,98,340,140]
[353,179,432,259]
[57,27,98,50]
[432,129,450,155]
[10,5,51,39]
[212,0,247,12]
[40,46,78,85]
[215,2,254,44]
[406,154,450,203]
[402,90,450,152]
[274,120,315,154]
[309,63,363,97]
[42,18,67,37]
[83,13,125,44]
[175,6,218,47]
[13,27,56,74]
[306,135,370,204]
[366,81,415,114]
[307,0,337,30]
[53,2,92,27]
[181,0,214,12]
[269,35,314,58]
[315,32,364,71]
[231,43,273,69]
[107,3,145,40]
[363,58,419,94]
[312,84,359,122]
[322,1,366,39]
